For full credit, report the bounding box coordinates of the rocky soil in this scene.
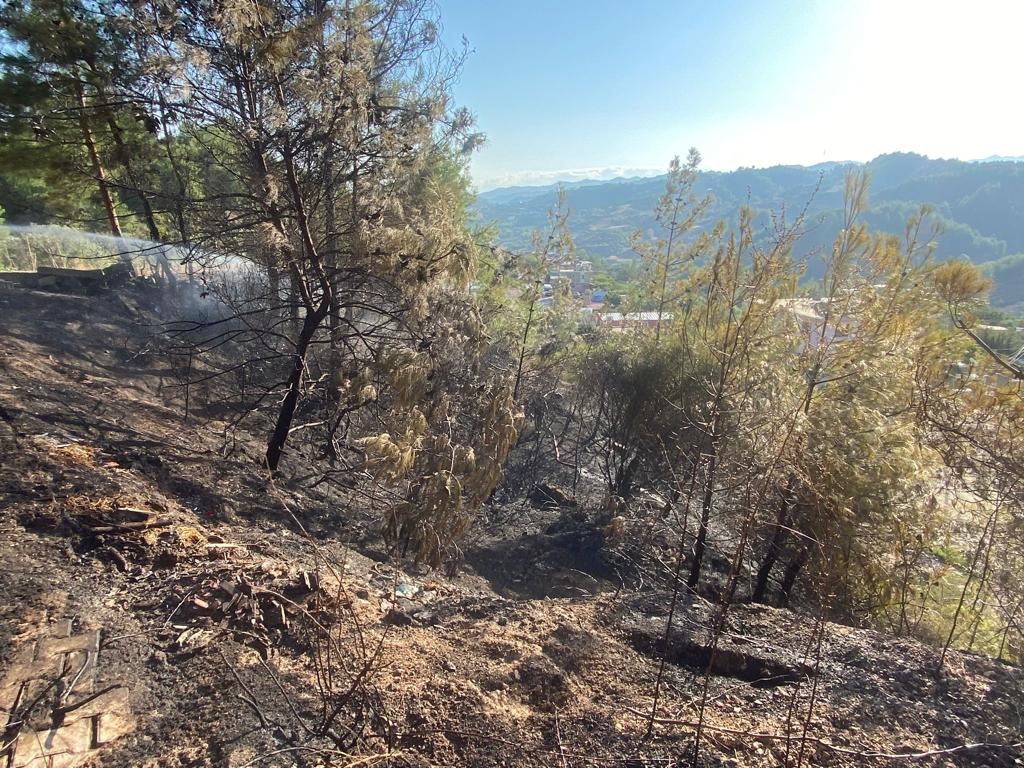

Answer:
[0,284,1021,767]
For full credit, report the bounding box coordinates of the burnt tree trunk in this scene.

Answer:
[752,493,791,603]
[687,449,717,590]
[157,89,195,283]
[73,76,122,240]
[779,549,808,607]
[614,453,641,499]
[263,70,334,474]
[265,301,331,471]
[102,110,163,243]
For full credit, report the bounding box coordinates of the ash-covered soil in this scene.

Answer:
[0,284,1021,767]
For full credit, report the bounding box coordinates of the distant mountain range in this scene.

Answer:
[473,152,1024,308]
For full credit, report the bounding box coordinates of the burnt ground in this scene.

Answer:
[0,283,1022,768]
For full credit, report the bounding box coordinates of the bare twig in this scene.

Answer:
[626,707,1022,760]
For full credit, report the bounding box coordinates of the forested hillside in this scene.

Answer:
[475,153,1024,305]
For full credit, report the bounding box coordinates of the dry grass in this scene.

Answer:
[34,435,102,468]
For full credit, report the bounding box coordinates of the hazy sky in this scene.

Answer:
[437,0,1024,190]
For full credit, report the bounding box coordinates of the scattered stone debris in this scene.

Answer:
[167,567,324,658]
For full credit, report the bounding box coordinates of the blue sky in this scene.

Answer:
[437,1,1024,190]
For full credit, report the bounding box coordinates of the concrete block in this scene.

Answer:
[62,687,129,722]
[94,709,133,745]
[11,719,93,767]
[37,633,99,659]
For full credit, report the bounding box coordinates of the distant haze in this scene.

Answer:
[476,167,665,192]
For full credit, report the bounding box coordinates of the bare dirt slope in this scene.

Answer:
[0,284,1021,768]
